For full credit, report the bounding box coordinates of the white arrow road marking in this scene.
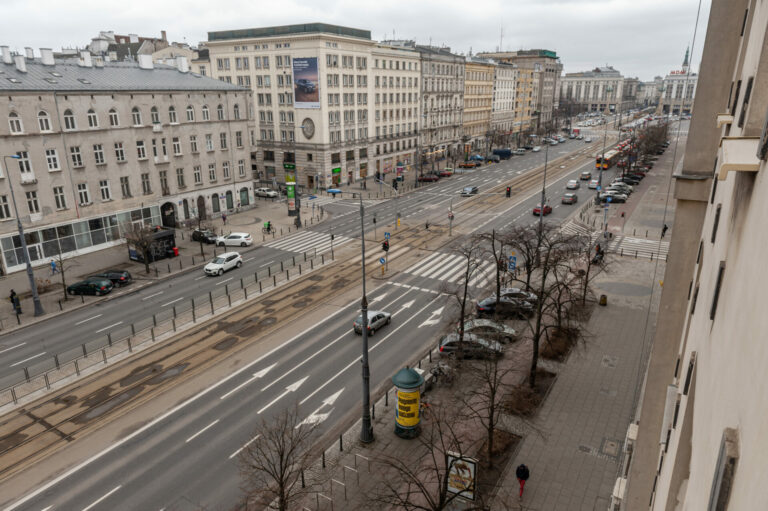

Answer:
[229,434,260,459]
[258,377,308,414]
[298,410,333,427]
[220,363,277,400]
[369,292,388,303]
[399,300,414,309]
[419,306,444,327]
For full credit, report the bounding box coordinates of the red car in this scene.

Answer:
[418,174,440,182]
[533,203,552,216]
[439,169,453,177]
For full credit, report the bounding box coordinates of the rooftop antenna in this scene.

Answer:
[499,26,503,52]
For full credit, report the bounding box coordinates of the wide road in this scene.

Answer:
[1,133,634,510]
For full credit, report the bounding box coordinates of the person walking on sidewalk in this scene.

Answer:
[50,259,59,275]
[662,223,668,238]
[516,463,530,499]
[9,289,21,315]
[221,212,227,225]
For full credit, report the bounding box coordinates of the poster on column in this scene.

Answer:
[292,57,320,109]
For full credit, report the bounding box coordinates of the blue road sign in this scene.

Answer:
[508,255,517,271]
[385,232,390,239]
[596,185,602,191]
[379,257,386,265]
[606,196,613,203]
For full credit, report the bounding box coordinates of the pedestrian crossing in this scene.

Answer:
[615,237,670,260]
[402,252,497,289]
[305,196,379,208]
[265,230,353,255]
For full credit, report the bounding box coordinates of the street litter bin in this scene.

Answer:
[172,246,179,257]
[599,294,608,306]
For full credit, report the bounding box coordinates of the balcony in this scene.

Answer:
[717,137,761,180]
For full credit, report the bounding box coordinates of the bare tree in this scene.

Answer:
[54,247,71,301]
[479,229,505,306]
[501,224,540,292]
[238,405,318,511]
[442,238,485,359]
[192,216,215,257]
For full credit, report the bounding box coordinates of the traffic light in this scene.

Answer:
[382,240,389,252]
[505,186,511,198]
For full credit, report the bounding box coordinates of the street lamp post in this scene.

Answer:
[3,155,45,316]
[358,196,374,443]
[596,86,613,203]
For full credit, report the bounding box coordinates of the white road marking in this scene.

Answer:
[229,434,260,459]
[186,419,220,443]
[81,485,121,511]
[40,507,52,511]
[75,314,103,326]
[215,277,233,286]
[161,297,184,307]
[0,342,26,355]
[95,322,122,334]
[141,291,163,301]
[258,377,308,414]
[194,275,206,281]
[220,363,276,400]
[10,352,47,367]
[259,260,275,267]
[244,257,255,262]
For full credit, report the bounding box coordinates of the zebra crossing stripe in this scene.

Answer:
[420,254,463,280]
[266,231,352,253]
[405,252,448,275]
[437,257,473,282]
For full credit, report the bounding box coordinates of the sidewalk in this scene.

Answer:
[0,196,326,334]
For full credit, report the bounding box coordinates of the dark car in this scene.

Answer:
[295,79,316,93]
[67,277,114,296]
[418,174,440,182]
[461,186,479,197]
[192,229,218,244]
[562,193,578,205]
[499,287,539,304]
[438,333,503,358]
[90,269,132,287]
[616,176,641,185]
[523,144,534,150]
[476,296,534,319]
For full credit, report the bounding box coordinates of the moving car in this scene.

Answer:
[580,171,592,180]
[458,161,479,169]
[533,203,552,216]
[438,333,503,359]
[566,179,580,190]
[513,148,527,156]
[561,193,578,205]
[585,137,593,143]
[295,78,316,93]
[254,188,279,198]
[532,146,541,152]
[90,269,132,287]
[418,174,440,182]
[204,252,243,276]
[476,296,534,318]
[353,310,391,335]
[458,319,517,343]
[461,186,479,197]
[67,277,114,296]
[216,232,253,247]
[588,179,600,189]
[192,228,218,244]
[486,154,501,163]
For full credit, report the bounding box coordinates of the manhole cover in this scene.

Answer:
[214,337,238,351]
[601,355,618,369]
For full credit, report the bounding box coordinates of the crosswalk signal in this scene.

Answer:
[382,240,389,252]
[506,186,511,198]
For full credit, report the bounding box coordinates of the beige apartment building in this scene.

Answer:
[0,48,251,275]
[561,66,625,114]
[462,57,494,153]
[513,65,536,143]
[621,0,768,509]
[205,23,420,189]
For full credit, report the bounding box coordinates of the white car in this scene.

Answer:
[585,137,593,143]
[216,232,253,247]
[532,146,541,152]
[254,187,279,198]
[204,252,242,276]
[566,179,580,190]
[588,179,600,189]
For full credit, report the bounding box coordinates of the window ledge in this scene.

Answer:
[116,160,127,164]
[718,137,761,180]
[95,162,107,167]
[717,114,734,128]
[48,168,62,172]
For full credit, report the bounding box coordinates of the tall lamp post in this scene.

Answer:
[596,86,613,202]
[3,154,45,316]
[358,195,374,443]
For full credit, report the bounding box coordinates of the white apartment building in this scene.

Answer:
[491,62,517,134]
[0,48,251,275]
[205,23,420,189]
[622,0,768,509]
[561,66,625,113]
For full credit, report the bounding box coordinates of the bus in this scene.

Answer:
[596,149,621,169]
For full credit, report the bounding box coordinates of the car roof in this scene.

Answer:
[463,318,516,335]
[229,232,250,236]
[219,251,241,257]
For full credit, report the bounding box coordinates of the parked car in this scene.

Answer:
[461,186,479,197]
[523,144,534,150]
[532,146,541,152]
[476,296,534,318]
[67,277,114,296]
[353,310,391,335]
[499,287,539,304]
[577,134,584,140]
[562,193,578,205]
[533,203,552,216]
[513,148,527,155]
[580,171,592,180]
[458,319,517,344]
[254,187,279,198]
[438,333,503,359]
[439,168,453,177]
[615,176,640,185]
[588,179,600,189]
[486,154,501,163]
[192,228,218,244]
[469,154,484,161]
[216,232,253,247]
[549,140,558,146]
[90,269,132,287]
[599,192,627,203]
[569,133,576,139]
[204,251,243,276]
[418,173,440,182]
[493,148,513,159]
[609,182,633,193]
[295,78,316,93]
[566,179,580,190]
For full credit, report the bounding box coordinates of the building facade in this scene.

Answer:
[513,65,536,143]
[205,24,420,190]
[639,76,663,108]
[561,66,625,113]
[490,62,517,138]
[0,48,251,275]
[658,51,698,115]
[462,57,494,152]
[622,0,768,509]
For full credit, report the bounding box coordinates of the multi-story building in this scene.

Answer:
[622,0,768,509]
[622,77,640,110]
[205,23,420,190]
[0,48,251,275]
[512,65,536,144]
[462,57,494,153]
[658,49,698,115]
[490,62,517,142]
[560,66,625,114]
[638,76,663,108]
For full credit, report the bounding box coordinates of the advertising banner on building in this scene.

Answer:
[292,57,320,109]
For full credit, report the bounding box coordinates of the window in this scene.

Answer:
[186,106,195,122]
[150,106,160,124]
[208,163,216,181]
[176,168,185,187]
[235,131,243,147]
[77,183,90,204]
[190,135,198,153]
[141,173,151,195]
[710,261,726,320]
[711,204,722,243]
[87,109,99,128]
[108,108,119,127]
[205,134,214,151]
[220,132,228,149]
[93,144,105,165]
[217,104,225,120]
[8,112,23,133]
[202,105,210,121]
[132,107,142,126]
[234,104,241,120]
[160,138,167,156]
[262,56,269,69]
[172,137,182,155]
[53,186,66,209]
[169,106,178,124]
[99,179,111,201]
[45,148,60,171]
[193,165,202,184]
[63,109,76,130]
[120,176,131,198]
[38,111,52,132]
[114,142,126,162]
[70,146,83,167]
[16,151,32,174]
[159,170,168,192]
[238,159,245,177]
[0,195,10,219]
[136,141,146,160]
[26,191,40,214]
[222,161,230,179]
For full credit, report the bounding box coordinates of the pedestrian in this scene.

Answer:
[516,463,530,499]
[9,289,17,311]
[425,221,430,231]
[50,259,58,275]
[222,212,227,225]
[661,224,668,238]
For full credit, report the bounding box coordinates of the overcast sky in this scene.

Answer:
[3,0,710,81]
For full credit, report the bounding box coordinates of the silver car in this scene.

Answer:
[438,333,503,358]
[353,310,392,335]
[459,319,517,343]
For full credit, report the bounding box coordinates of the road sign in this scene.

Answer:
[379,257,386,265]
[385,232,390,239]
[606,196,612,203]
[596,185,602,191]
[508,255,517,271]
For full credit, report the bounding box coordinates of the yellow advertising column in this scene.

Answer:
[392,367,425,439]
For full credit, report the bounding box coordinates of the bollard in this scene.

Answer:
[153,314,157,327]
[259,281,263,293]
[322,451,326,468]
[168,263,171,273]
[268,266,272,277]
[128,338,133,353]
[273,275,277,287]
[225,284,229,295]
[192,306,196,323]
[299,265,302,275]
[81,294,85,304]
[385,390,389,407]
[44,373,50,390]
[181,231,184,241]
[429,350,432,362]
[228,293,232,307]
[58,300,63,311]
[75,360,80,376]
[301,470,305,489]
[244,287,248,300]
[192,256,195,265]
[102,349,108,364]
[340,434,343,452]
[311,259,314,270]
[281,261,284,271]
[151,327,155,342]
[82,344,87,357]
[54,354,60,370]
[172,317,176,331]
[635,251,638,258]
[131,323,136,336]
[372,402,375,420]
[651,252,654,261]
[155,267,159,278]
[646,230,649,237]
[286,270,289,281]
[418,359,421,369]
[254,271,258,282]
[107,332,112,347]
[240,277,244,289]
[304,252,307,262]
[293,256,296,266]
[210,295,214,314]
[173,305,177,318]
[281,228,283,235]
[322,254,325,264]
[633,228,636,236]
[179,259,183,270]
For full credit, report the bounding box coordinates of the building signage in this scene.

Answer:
[332,167,341,174]
[292,57,320,109]
[395,389,420,428]
[446,452,477,500]
[283,163,296,170]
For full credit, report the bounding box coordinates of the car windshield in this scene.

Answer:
[212,257,226,264]
[463,187,474,192]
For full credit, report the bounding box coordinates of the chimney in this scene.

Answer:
[79,50,92,67]
[161,30,167,42]
[129,33,139,44]
[24,47,34,59]
[14,54,27,73]
[94,56,105,68]
[138,54,154,70]
[1,46,11,64]
[177,56,189,73]
[40,48,54,66]
[164,57,176,68]
[108,51,118,61]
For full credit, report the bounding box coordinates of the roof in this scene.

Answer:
[208,23,370,42]
[414,45,465,60]
[0,58,247,93]
[106,42,143,61]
